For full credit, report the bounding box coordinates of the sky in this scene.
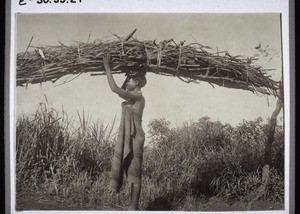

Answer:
[15,13,283,139]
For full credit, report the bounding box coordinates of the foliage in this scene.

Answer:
[16,104,284,210]
[16,104,116,192]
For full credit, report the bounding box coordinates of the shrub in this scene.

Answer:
[16,105,284,210]
[143,116,284,207]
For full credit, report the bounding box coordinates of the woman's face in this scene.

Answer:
[126,78,138,91]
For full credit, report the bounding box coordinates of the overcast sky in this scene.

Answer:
[16,13,283,139]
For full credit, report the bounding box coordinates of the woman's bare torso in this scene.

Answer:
[123,94,145,118]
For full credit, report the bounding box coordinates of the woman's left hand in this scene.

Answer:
[103,54,111,69]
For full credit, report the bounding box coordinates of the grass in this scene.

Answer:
[16,104,284,210]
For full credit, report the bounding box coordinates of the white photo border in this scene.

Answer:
[6,0,293,214]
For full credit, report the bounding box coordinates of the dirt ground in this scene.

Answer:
[15,191,284,211]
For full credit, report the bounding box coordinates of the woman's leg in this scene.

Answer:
[130,181,141,210]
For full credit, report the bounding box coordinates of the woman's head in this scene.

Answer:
[121,74,147,91]
[132,75,147,88]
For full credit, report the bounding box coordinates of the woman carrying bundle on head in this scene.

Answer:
[103,54,147,210]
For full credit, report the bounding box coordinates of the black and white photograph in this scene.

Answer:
[8,1,292,213]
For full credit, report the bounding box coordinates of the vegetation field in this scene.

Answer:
[15,104,284,211]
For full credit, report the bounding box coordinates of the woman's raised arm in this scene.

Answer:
[103,54,142,101]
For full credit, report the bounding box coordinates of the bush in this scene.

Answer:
[210,166,284,204]
[16,104,284,210]
[143,116,284,207]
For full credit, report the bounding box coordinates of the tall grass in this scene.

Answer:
[16,104,284,210]
[16,104,116,193]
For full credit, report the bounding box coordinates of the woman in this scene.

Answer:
[103,54,147,210]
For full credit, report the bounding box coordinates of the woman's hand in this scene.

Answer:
[103,54,111,70]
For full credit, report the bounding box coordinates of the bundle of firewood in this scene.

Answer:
[16,29,279,96]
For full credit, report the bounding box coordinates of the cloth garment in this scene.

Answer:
[109,101,145,192]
